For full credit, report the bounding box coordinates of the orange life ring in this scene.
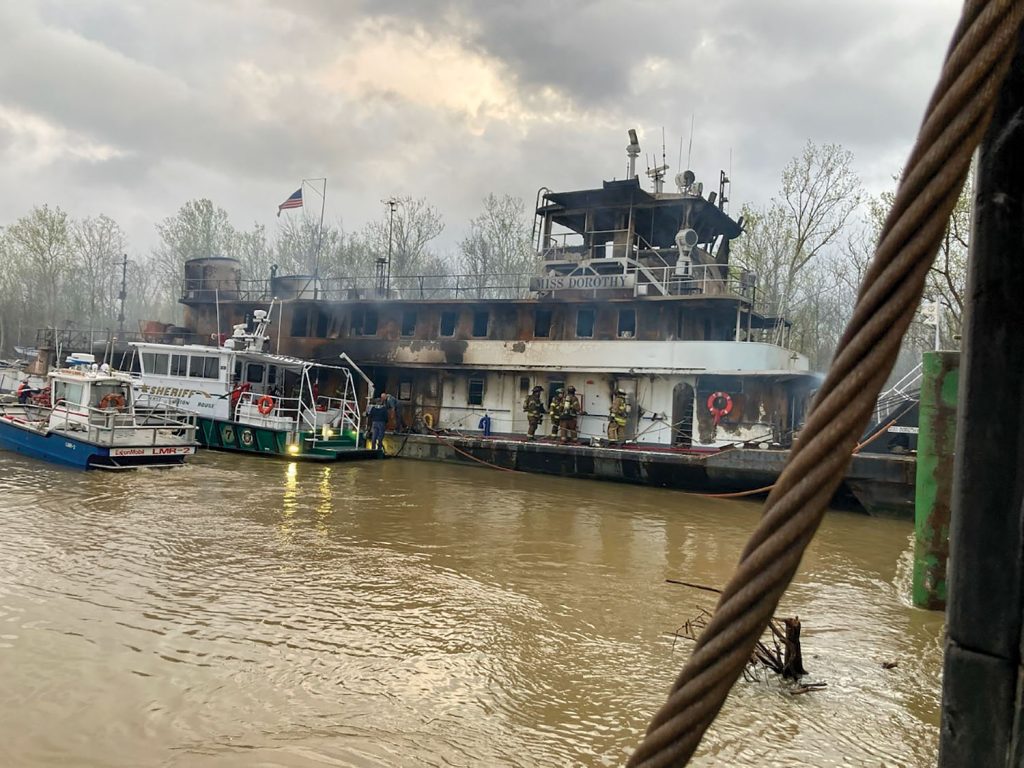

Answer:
[707,391,733,425]
[257,395,275,415]
[99,393,126,410]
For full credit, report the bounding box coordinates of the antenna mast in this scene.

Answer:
[117,253,128,336]
[719,149,732,213]
[687,114,695,169]
[645,128,669,194]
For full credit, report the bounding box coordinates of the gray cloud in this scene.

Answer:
[0,0,965,260]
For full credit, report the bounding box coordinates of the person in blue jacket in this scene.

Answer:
[367,395,389,451]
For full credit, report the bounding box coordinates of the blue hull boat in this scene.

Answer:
[1,359,197,470]
[0,415,193,469]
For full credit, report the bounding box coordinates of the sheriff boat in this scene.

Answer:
[0,354,197,469]
[129,309,377,461]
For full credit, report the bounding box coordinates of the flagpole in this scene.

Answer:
[302,177,327,301]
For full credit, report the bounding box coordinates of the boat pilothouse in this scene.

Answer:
[131,308,376,461]
[0,353,197,469]
[534,133,748,304]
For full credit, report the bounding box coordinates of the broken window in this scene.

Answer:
[576,308,595,338]
[618,309,636,338]
[534,308,552,338]
[401,310,417,337]
[440,311,458,337]
[472,310,489,338]
[468,377,485,405]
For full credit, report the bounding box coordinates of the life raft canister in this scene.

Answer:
[257,395,275,415]
[707,391,734,426]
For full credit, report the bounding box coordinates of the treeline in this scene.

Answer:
[733,140,968,374]
[0,193,537,351]
[0,143,968,379]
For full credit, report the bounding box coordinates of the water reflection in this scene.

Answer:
[0,451,943,767]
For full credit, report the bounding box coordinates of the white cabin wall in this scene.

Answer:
[440,372,517,434]
[434,368,784,448]
[637,377,676,446]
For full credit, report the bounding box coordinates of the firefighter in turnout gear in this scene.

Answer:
[523,385,546,439]
[548,388,564,437]
[608,389,629,444]
[559,385,582,443]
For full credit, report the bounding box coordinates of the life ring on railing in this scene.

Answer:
[707,392,733,426]
[423,412,434,430]
[257,395,275,415]
[99,393,126,411]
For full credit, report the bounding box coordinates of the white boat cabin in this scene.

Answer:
[4,355,197,451]
[131,341,364,437]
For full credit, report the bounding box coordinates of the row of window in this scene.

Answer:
[295,307,639,340]
[142,352,221,379]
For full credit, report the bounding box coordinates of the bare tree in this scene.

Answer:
[153,199,237,315]
[736,141,861,326]
[870,166,970,344]
[5,205,74,327]
[73,214,126,326]
[363,196,446,276]
[232,223,274,286]
[459,194,537,298]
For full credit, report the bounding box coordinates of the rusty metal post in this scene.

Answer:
[912,350,958,610]
[938,25,1024,767]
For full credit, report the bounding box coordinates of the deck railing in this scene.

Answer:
[49,402,198,447]
[180,273,534,303]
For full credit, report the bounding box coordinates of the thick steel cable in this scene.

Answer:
[627,3,1024,766]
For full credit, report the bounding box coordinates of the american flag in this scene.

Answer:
[277,188,303,216]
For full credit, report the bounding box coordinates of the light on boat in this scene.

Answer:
[287,444,300,455]
[321,426,332,439]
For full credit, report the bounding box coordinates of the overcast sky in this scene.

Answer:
[0,0,963,260]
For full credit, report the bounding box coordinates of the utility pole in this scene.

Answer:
[386,198,398,298]
[117,253,128,336]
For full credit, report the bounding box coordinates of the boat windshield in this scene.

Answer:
[90,382,132,410]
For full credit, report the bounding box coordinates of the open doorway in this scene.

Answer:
[672,382,695,447]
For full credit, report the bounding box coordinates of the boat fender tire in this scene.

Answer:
[257,395,275,415]
[99,394,126,410]
[423,412,434,430]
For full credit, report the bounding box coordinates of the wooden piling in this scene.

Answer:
[938,24,1024,768]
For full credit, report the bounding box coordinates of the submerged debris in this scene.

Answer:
[667,579,825,691]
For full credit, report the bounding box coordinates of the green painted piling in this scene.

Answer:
[912,350,959,610]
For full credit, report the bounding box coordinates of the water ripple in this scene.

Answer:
[0,451,942,766]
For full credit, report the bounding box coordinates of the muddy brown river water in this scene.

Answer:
[0,450,943,767]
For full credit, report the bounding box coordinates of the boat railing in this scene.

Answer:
[873,362,923,425]
[180,273,535,302]
[50,403,198,447]
[235,391,301,422]
[636,263,756,299]
[36,327,213,350]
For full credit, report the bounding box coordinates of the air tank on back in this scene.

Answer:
[183,257,242,302]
